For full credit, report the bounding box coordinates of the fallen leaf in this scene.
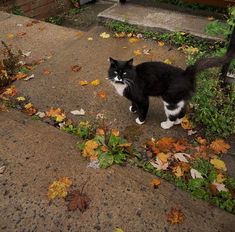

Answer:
[174,153,190,163]
[166,208,185,225]
[173,140,188,152]
[216,173,226,183]
[133,49,142,56]
[100,32,110,39]
[210,139,230,154]
[91,79,100,86]
[113,229,124,232]
[158,41,165,47]
[24,103,33,110]
[212,182,228,192]
[83,140,99,157]
[164,59,172,65]
[150,158,169,171]
[187,130,197,136]
[115,32,126,38]
[87,37,93,41]
[143,48,151,55]
[196,137,207,145]
[66,189,90,212]
[43,69,51,75]
[118,143,132,148]
[16,96,26,101]
[22,51,31,57]
[210,158,227,171]
[36,111,46,118]
[157,152,169,163]
[97,91,107,99]
[71,65,82,72]
[70,109,85,116]
[79,80,88,86]
[181,116,193,130]
[17,32,26,37]
[150,178,161,188]
[7,33,14,39]
[207,16,214,21]
[111,129,120,137]
[190,168,203,179]
[15,73,28,80]
[127,33,133,38]
[172,164,184,177]
[96,128,105,136]
[47,177,72,200]
[156,137,175,151]
[3,86,17,97]
[128,37,139,43]
[46,107,66,122]
[136,33,143,39]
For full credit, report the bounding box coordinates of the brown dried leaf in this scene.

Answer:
[66,189,90,212]
[166,208,185,225]
[71,65,82,72]
[210,139,230,154]
[150,178,161,188]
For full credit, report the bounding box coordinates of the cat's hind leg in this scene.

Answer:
[135,97,149,125]
[161,100,185,129]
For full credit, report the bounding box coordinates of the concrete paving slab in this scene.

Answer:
[98,3,224,41]
[0,110,235,232]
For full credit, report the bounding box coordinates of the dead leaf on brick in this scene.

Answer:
[17,32,26,37]
[79,80,88,86]
[66,189,90,212]
[128,37,139,43]
[150,178,161,188]
[97,91,107,99]
[91,79,100,86]
[210,139,230,154]
[71,65,82,72]
[15,73,28,80]
[43,69,51,75]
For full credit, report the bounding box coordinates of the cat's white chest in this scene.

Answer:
[111,82,127,96]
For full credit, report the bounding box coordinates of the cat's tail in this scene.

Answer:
[184,26,235,76]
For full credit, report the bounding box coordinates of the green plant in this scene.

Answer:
[12,6,24,16]
[46,15,65,25]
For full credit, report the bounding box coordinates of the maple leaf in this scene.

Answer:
[210,139,230,154]
[166,208,185,225]
[97,91,107,99]
[71,65,82,72]
[133,49,142,56]
[150,178,161,188]
[210,158,227,171]
[100,32,110,39]
[91,79,100,86]
[173,140,188,152]
[128,37,139,43]
[157,152,169,163]
[66,189,90,212]
[79,80,88,86]
[156,137,175,151]
[47,177,72,200]
[46,107,66,122]
[83,140,99,157]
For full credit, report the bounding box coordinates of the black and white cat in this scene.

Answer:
[108,28,235,129]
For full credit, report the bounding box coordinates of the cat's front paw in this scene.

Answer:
[129,106,137,113]
[136,117,145,125]
[161,120,174,129]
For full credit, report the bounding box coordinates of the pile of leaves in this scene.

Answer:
[143,137,235,213]
[76,124,132,168]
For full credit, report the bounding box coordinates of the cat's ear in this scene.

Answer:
[109,57,117,65]
[127,58,134,66]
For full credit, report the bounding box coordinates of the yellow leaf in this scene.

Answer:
[100,32,110,39]
[17,96,26,101]
[115,32,126,38]
[113,229,124,232]
[210,158,227,171]
[47,177,72,200]
[46,107,66,122]
[150,178,161,188]
[133,49,142,56]
[79,80,89,86]
[3,86,17,97]
[91,79,100,86]
[216,173,226,183]
[164,59,172,65]
[83,140,99,157]
[128,37,139,43]
[210,139,230,154]
[127,33,133,38]
[207,16,214,21]
[172,165,183,177]
[7,33,14,39]
[24,103,33,109]
[181,116,193,130]
[88,37,93,41]
[55,114,66,122]
[158,41,165,47]
[157,152,169,163]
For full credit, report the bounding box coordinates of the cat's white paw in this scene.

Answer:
[135,117,145,125]
[174,118,182,125]
[161,120,174,129]
[129,106,137,113]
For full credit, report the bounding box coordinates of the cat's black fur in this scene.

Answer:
[108,27,235,129]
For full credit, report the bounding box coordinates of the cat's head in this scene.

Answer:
[108,57,134,84]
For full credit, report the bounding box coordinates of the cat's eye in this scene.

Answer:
[114,71,118,74]
[123,72,127,75]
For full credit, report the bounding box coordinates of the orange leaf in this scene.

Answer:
[17,32,26,37]
[157,152,169,163]
[43,69,51,75]
[128,37,139,43]
[157,41,165,47]
[196,137,207,145]
[2,86,17,97]
[96,128,105,136]
[210,139,230,154]
[15,73,28,80]
[111,129,120,137]
[172,165,183,177]
[150,178,161,188]
[157,137,175,151]
[181,116,193,130]
[207,16,214,21]
[97,91,107,99]
[101,146,108,152]
[83,140,99,157]
[166,208,185,225]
